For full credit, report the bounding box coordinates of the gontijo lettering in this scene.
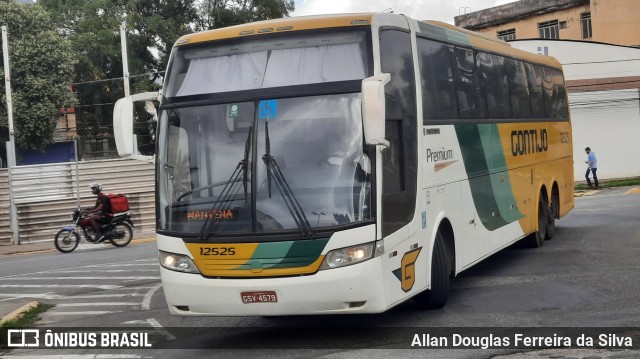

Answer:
[511,129,548,156]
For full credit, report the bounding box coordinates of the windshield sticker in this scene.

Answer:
[228,104,239,118]
[258,100,278,119]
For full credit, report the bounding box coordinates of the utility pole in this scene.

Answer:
[2,25,20,244]
[120,22,131,97]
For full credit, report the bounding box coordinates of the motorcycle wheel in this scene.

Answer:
[54,229,80,253]
[110,223,133,247]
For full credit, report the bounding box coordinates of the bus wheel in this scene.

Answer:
[414,230,450,309]
[527,195,548,248]
[546,188,559,240]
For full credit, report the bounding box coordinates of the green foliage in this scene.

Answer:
[29,0,293,158]
[0,1,77,152]
[38,0,199,148]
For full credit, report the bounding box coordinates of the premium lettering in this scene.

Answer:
[426,148,453,162]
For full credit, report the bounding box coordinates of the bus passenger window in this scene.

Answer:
[552,70,569,119]
[477,52,511,119]
[524,63,546,118]
[505,58,532,118]
[452,47,484,119]
[417,38,457,122]
[542,68,557,118]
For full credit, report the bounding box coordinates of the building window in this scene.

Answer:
[538,20,559,39]
[497,28,516,41]
[581,12,592,39]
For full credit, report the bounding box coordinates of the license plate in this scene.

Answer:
[241,291,278,304]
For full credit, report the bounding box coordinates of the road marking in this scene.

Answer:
[0,276,159,281]
[146,318,176,341]
[121,318,176,341]
[84,263,159,268]
[0,284,124,289]
[624,187,640,194]
[0,257,157,278]
[1,355,142,358]
[57,302,139,307]
[48,311,122,315]
[0,293,145,299]
[53,269,159,273]
[142,283,162,310]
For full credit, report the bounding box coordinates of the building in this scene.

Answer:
[454,0,640,181]
[455,0,640,47]
[17,107,78,165]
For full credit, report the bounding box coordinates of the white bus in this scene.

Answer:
[114,13,574,315]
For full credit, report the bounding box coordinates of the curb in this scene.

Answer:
[625,187,640,194]
[0,301,39,326]
[574,190,600,198]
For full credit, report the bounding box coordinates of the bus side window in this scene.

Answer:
[477,52,511,119]
[542,67,557,118]
[417,37,457,122]
[451,46,485,119]
[524,63,546,118]
[505,58,532,118]
[379,29,418,236]
[552,69,569,119]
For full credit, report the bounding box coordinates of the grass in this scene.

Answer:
[0,303,53,350]
[575,177,640,191]
[0,303,54,329]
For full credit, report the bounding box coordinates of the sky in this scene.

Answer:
[293,0,520,24]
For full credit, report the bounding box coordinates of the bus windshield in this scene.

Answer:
[157,93,372,236]
[164,29,369,97]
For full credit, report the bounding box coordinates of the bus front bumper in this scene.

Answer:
[160,257,388,316]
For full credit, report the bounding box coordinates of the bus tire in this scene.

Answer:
[546,187,559,240]
[414,230,450,309]
[527,195,548,248]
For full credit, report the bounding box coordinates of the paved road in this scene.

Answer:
[2,192,639,358]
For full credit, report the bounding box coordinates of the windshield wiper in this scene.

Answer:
[198,126,252,240]
[261,121,314,238]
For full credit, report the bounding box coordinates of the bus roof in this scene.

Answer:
[175,14,374,46]
[175,13,562,70]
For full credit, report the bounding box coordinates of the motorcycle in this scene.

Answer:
[54,209,134,253]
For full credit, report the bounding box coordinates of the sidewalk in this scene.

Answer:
[0,233,157,324]
[0,232,157,257]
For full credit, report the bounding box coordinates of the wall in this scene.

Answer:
[456,0,640,46]
[510,40,640,181]
[475,5,590,41]
[0,158,155,245]
[591,0,640,46]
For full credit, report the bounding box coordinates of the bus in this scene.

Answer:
[113,13,573,316]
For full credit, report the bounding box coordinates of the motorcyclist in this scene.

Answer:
[83,182,112,242]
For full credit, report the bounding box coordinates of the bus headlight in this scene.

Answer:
[159,251,200,274]
[320,243,374,270]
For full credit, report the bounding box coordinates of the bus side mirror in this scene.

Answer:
[113,92,159,160]
[361,73,391,148]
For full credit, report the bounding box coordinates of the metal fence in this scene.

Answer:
[0,158,155,245]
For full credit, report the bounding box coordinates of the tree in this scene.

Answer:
[196,0,295,30]
[37,0,294,158]
[0,0,77,157]
[38,0,198,157]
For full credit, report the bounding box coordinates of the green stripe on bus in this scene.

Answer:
[455,124,511,231]
[234,238,329,270]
